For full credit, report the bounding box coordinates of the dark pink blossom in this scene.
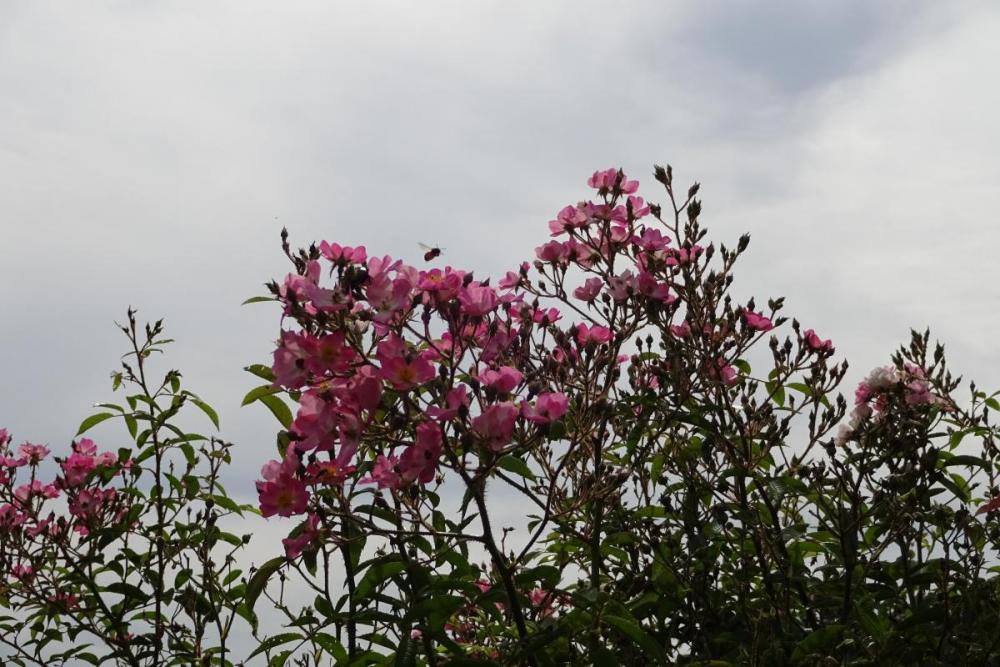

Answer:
[398,422,443,485]
[471,403,520,451]
[535,240,570,265]
[258,473,309,518]
[363,454,402,490]
[17,443,50,464]
[426,385,470,421]
[637,271,674,303]
[670,322,691,338]
[479,366,523,394]
[576,323,613,347]
[587,168,638,194]
[283,513,323,559]
[377,335,436,390]
[547,204,591,236]
[319,241,367,265]
[523,393,569,424]
[608,271,637,302]
[272,330,314,389]
[803,329,834,353]
[458,283,500,317]
[574,277,603,302]
[742,310,774,332]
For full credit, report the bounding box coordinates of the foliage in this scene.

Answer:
[4,165,1000,666]
[0,311,252,666]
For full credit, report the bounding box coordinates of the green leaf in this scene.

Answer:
[496,455,536,480]
[258,394,294,428]
[603,615,667,664]
[76,412,116,436]
[791,624,844,661]
[123,413,138,439]
[943,454,988,470]
[242,384,282,406]
[245,557,285,612]
[242,296,277,305]
[245,364,276,382]
[189,397,220,430]
[355,559,407,601]
[246,632,302,661]
[314,632,348,661]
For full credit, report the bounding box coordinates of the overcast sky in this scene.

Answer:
[3,0,1000,628]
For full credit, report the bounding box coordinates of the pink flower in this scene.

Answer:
[319,241,367,265]
[528,588,558,618]
[565,238,602,268]
[61,452,97,487]
[573,277,603,302]
[74,438,98,456]
[587,168,638,194]
[637,271,674,303]
[608,271,637,302]
[626,195,650,219]
[803,329,834,353]
[547,204,592,236]
[289,391,339,452]
[258,474,310,518]
[0,503,27,529]
[512,305,557,326]
[670,322,691,338]
[458,283,500,317]
[363,454,402,490]
[283,513,322,559]
[710,359,739,386]
[272,330,314,389]
[14,481,59,504]
[635,227,671,252]
[47,591,79,610]
[499,264,528,290]
[426,385,470,421]
[742,310,774,332]
[304,331,358,376]
[535,240,570,265]
[17,443,50,464]
[479,366,523,394]
[398,422,443,485]
[977,495,1000,516]
[666,245,704,266]
[11,564,33,582]
[304,460,355,487]
[366,273,414,324]
[377,336,436,390]
[471,403,520,451]
[69,488,102,518]
[575,323,613,347]
[522,392,569,424]
[350,365,384,412]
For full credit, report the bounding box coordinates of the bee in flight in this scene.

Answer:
[419,243,444,262]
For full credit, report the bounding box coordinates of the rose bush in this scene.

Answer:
[4,164,1000,666]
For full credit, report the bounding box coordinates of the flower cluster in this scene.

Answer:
[835,362,951,446]
[0,430,132,592]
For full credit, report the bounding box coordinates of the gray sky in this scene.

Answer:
[3,0,1000,590]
